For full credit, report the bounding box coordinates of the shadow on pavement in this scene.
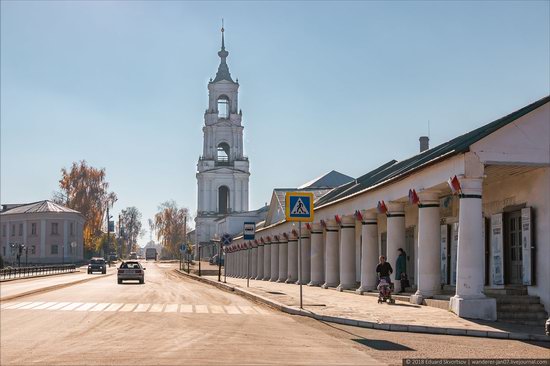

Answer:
[352,338,414,351]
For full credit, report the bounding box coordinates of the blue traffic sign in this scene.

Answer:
[285,192,314,222]
[221,233,232,246]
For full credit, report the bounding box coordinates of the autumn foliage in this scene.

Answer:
[154,201,190,258]
[54,160,117,252]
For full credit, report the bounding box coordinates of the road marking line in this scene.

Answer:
[164,304,178,313]
[19,302,46,310]
[90,303,111,312]
[1,302,18,309]
[149,304,164,312]
[133,304,151,312]
[46,302,71,310]
[179,304,193,313]
[194,305,209,313]
[4,302,33,310]
[61,302,84,311]
[209,305,225,314]
[224,305,241,314]
[75,303,97,311]
[119,303,137,312]
[104,303,124,312]
[238,305,259,314]
[32,302,59,310]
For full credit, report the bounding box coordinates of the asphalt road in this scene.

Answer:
[1,262,548,366]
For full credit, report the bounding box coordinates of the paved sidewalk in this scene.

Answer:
[180,271,549,342]
[0,267,115,301]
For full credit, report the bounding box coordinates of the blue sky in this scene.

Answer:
[1,1,549,246]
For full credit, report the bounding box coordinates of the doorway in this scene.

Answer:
[505,211,523,285]
[405,227,415,285]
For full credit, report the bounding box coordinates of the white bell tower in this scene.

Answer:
[195,26,250,256]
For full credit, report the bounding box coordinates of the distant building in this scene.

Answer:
[0,200,85,264]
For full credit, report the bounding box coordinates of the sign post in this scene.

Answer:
[221,234,233,282]
[285,192,314,309]
[243,222,256,288]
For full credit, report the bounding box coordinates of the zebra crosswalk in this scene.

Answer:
[0,301,271,315]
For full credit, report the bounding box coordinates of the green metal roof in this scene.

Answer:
[316,95,550,207]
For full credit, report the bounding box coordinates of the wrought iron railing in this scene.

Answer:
[0,264,77,280]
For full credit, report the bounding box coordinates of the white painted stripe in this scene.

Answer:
[194,305,209,313]
[19,302,46,310]
[133,304,150,312]
[104,303,124,312]
[238,305,258,314]
[61,302,83,311]
[47,302,71,310]
[1,302,18,309]
[149,304,164,313]
[90,303,111,312]
[119,304,137,312]
[4,302,33,310]
[179,304,193,313]
[209,305,225,314]
[224,305,241,314]
[164,304,178,313]
[75,303,97,311]
[32,302,59,310]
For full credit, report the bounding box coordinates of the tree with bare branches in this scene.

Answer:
[154,201,191,258]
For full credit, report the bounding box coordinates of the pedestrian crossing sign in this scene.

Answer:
[285,192,314,222]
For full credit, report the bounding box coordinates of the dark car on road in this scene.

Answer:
[88,257,107,274]
[117,261,145,284]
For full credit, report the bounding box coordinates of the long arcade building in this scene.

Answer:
[223,96,550,322]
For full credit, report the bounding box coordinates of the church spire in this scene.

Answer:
[213,20,234,83]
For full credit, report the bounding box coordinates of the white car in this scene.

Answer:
[117,261,145,284]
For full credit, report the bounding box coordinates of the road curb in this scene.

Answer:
[174,270,550,343]
[0,272,115,302]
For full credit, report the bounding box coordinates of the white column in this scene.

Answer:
[337,215,356,291]
[411,191,441,304]
[322,220,339,289]
[270,240,279,281]
[251,247,257,279]
[299,227,311,285]
[308,223,324,286]
[386,202,405,293]
[277,237,288,283]
[286,236,298,283]
[63,220,69,261]
[263,242,271,280]
[450,177,496,320]
[357,211,379,293]
[256,244,264,280]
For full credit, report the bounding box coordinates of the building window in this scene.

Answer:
[19,223,23,236]
[217,96,229,118]
[217,142,230,163]
[11,225,15,236]
[51,244,58,255]
[31,245,36,255]
[51,223,59,235]
[70,222,74,236]
[31,223,37,236]
[218,185,230,214]
[2,225,5,237]
[2,246,5,256]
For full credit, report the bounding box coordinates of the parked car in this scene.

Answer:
[88,257,107,274]
[117,261,145,284]
[129,252,138,260]
[108,253,118,263]
[209,254,224,266]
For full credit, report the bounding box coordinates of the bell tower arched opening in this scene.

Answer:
[217,95,229,119]
[217,142,230,163]
[218,186,230,214]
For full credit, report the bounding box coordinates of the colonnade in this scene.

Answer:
[223,177,496,320]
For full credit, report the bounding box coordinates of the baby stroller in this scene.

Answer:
[377,277,395,304]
